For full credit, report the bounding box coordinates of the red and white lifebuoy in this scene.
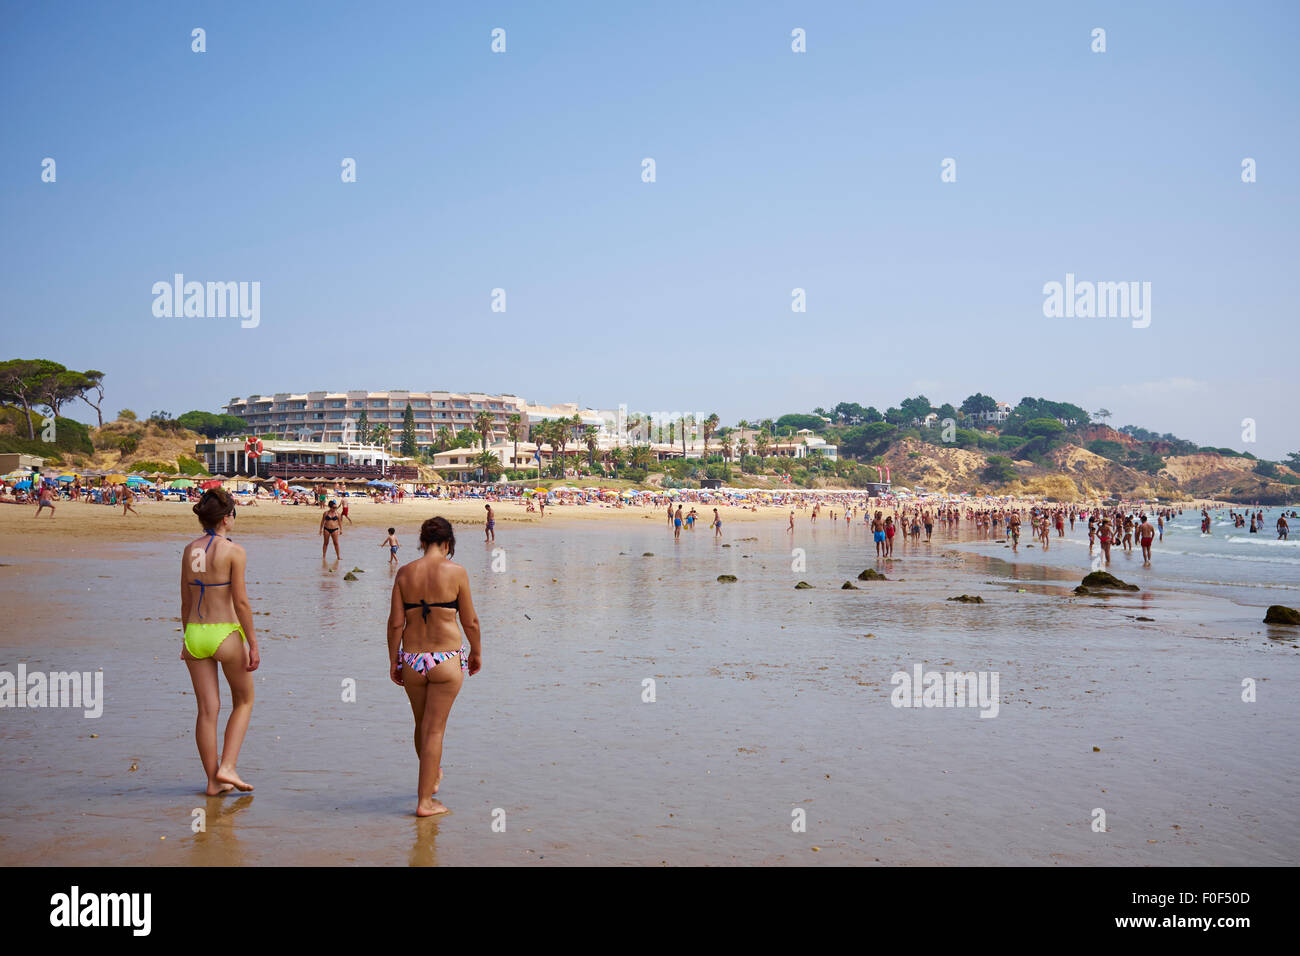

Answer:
[244,437,264,457]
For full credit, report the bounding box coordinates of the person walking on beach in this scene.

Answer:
[713,508,722,538]
[1138,515,1156,564]
[484,504,495,542]
[121,485,139,517]
[667,503,674,528]
[1098,518,1113,564]
[674,505,684,541]
[180,488,259,794]
[341,496,353,525]
[1008,511,1021,550]
[34,483,55,518]
[1278,515,1290,540]
[787,510,795,533]
[872,511,886,556]
[320,500,343,559]
[381,527,400,565]
[388,517,482,817]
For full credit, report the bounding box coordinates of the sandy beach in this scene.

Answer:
[1,497,1296,866]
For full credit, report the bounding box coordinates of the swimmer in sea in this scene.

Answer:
[381,527,400,565]
[388,517,482,817]
[180,488,259,795]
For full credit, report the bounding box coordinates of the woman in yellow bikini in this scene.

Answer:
[181,488,260,794]
[387,517,482,817]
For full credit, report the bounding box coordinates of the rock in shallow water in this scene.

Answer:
[857,568,887,581]
[1079,571,1139,592]
[947,594,984,603]
[717,574,737,583]
[795,581,814,589]
[1264,605,1300,625]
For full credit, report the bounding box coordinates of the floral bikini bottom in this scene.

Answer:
[398,646,468,676]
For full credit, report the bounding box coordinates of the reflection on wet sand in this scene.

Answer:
[187,794,255,865]
[408,816,444,867]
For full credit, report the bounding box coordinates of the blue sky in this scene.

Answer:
[2,0,1297,457]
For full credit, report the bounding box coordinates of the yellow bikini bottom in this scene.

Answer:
[184,622,246,659]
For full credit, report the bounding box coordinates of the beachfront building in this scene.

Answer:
[223,390,527,451]
[974,402,1012,424]
[0,452,46,473]
[193,438,418,480]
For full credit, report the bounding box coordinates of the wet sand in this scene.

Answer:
[1,514,1297,866]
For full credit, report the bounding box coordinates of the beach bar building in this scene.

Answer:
[194,438,417,480]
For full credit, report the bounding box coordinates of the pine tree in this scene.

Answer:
[401,403,417,456]
[356,409,370,444]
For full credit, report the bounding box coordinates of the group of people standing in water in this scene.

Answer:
[180,487,482,817]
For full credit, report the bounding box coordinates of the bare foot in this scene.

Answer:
[416,797,449,817]
[215,767,253,792]
[431,767,444,795]
[204,781,236,796]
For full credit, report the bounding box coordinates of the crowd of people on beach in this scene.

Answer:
[151,475,1296,824]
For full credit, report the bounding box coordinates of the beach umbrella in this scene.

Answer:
[199,479,224,490]
[169,478,195,489]
[13,480,33,489]
[56,474,76,483]
[105,473,127,483]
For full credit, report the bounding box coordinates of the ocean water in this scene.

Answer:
[1,516,1297,866]
[952,507,1300,607]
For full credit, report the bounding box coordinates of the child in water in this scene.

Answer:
[381,527,400,565]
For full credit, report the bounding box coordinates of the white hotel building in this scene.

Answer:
[224,390,528,449]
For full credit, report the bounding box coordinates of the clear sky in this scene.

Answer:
[2,1,1297,457]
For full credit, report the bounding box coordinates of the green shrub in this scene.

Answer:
[176,455,207,476]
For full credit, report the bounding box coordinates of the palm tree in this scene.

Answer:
[680,414,692,460]
[372,423,391,450]
[507,413,522,473]
[721,435,734,462]
[473,449,501,480]
[541,419,565,478]
[474,411,494,452]
[625,413,643,444]
[703,413,720,457]
[583,425,600,470]
[761,418,775,437]
[755,433,770,458]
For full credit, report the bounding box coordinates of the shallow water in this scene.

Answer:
[1,518,1297,865]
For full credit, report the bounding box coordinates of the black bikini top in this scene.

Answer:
[403,597,458,620]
